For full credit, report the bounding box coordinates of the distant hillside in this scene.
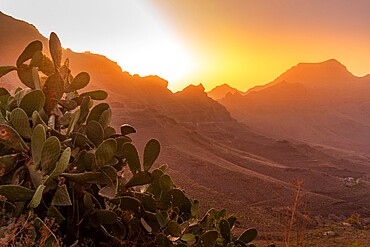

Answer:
[220,59,370,153]
[207,83,244,100]
[1,11,369,235]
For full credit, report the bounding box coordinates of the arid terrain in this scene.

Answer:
[1,12,369,245]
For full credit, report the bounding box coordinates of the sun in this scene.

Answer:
[113,34,195,92]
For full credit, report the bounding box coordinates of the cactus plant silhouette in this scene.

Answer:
[0,33,272,246]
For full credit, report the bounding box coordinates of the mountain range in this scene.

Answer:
[217,59,370,153]
[0,11,369,234]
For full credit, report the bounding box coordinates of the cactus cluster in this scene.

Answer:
[0,33,275,246]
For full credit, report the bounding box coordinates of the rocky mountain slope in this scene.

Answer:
[219,59,370,153]
[1,12,369,234]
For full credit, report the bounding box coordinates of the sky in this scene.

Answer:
[1,0,370,92]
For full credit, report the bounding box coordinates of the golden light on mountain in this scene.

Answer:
[1,7,370,246]
[2,0,370,92]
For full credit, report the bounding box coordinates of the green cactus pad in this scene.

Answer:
[199,214,212,230]
[78,96,91,123]
[122,142,141,174]
[48,147,71,180]
[27,184,46,209]
[104,126,116,139]
[71,132,93,148]
[43,72,64,114]
[52,184,72,206]
[219,219,231,242]
[111,222,127,240]
[27,162,43,188]
[227,215,237,229]
[98,165,117,184]
[40,136,61,175]
[39,54,55,76]
[16,40,43,68]
[17,68,35,89]
[83,193,94,213]
[191,200,200,218]
[95,138,117,167]
[10,108,33,138]
[141,218,153,233]
[95,209,117,225]
[146,168,164,198]
[126,171,151,188]
[31,111,48,128]
[197,230,218,247]
[29,51,44,68]
[58,99,78,111]
[181,233,196,242]
[156,210,168,228]
[159,174,173,191]
[49,32,62,70]
[0,185,35,202]
[0,88,10,109]
[165,221,182,237]
[31,67,41,89]
[0,66,17,78]
[81,90,107,100]
[67,109,80,135]
[87,120,104,147]
[98,108,112,129]
[120,124,136,136]
[0,124,28,152]
[238,228,257,244]
[114,136,131,157]
[19,90,46,117]
[233,240,247,247]
[159,189,191,211]
[61,172,102,184]
[143,139,160,171]
[74,90,108,105]
[155,233,171,247]
[112,196,141,211]
[59,112,72,126]
[141,194,156,212]
[0,154,18,176]
[0,113,5,124]
[65,72,90,92]
[87,103,109,124]
[83,151,96,171]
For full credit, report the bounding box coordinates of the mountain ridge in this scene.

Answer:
[1,12,369,235]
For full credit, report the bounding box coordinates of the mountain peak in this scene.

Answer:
[274,59,355,89]
[179,83,206,95]
[296,59,347,70]
[207,83,243,100]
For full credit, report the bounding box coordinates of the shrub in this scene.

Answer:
[0,33,272,246]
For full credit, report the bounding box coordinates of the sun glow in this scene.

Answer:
[110,35,195,91]
[1,0,195,91]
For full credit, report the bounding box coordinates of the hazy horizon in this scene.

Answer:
[1,1,370,92]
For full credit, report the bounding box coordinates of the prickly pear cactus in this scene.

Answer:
[0,33,270,246]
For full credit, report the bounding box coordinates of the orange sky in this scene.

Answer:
[152,0,370,91]
[2,0,370,92]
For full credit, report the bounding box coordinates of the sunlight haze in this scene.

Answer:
[1,0,370,91]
